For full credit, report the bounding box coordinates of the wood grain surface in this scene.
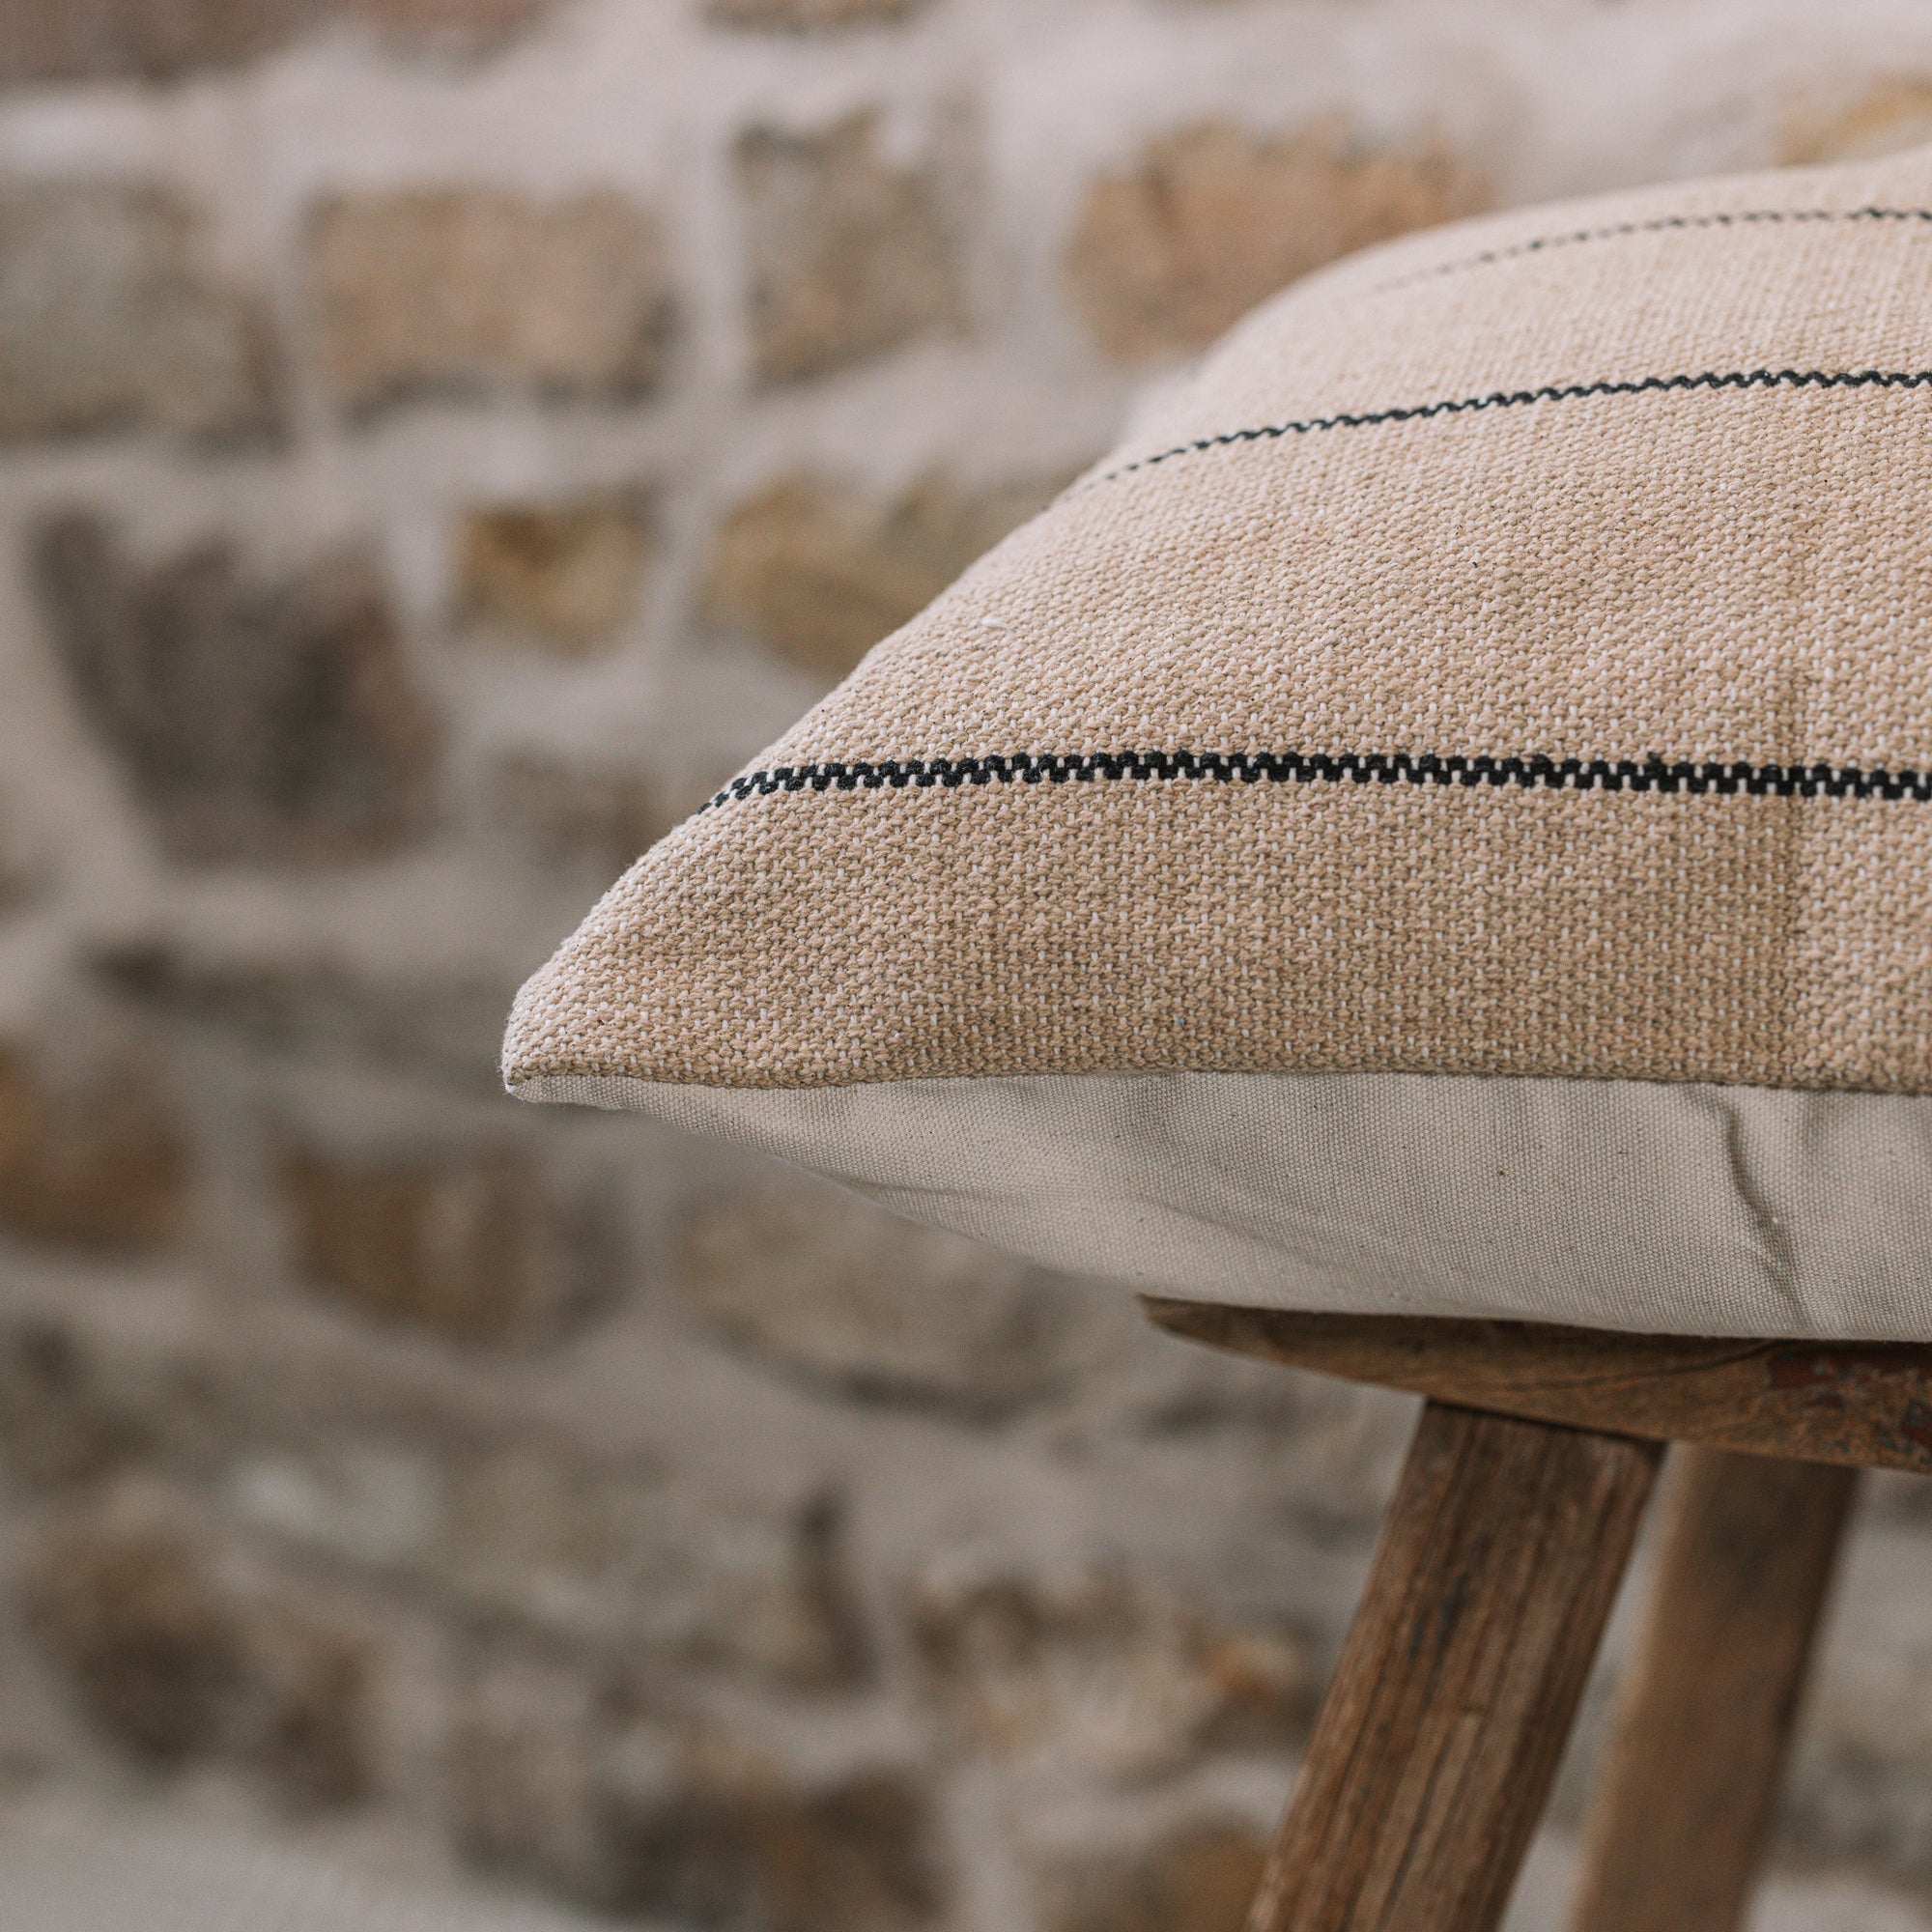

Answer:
[1244,1400,1662,1932]
[1567,1447,1858,1932]
[1143,1301,1932,1473]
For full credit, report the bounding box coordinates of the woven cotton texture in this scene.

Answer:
[505,145,1932,1338]
[507,147,1932,1102]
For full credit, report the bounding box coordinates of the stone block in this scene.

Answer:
[0,1295,242,1495]
[705,0,926,28]
[601,1743,772,1925]
[1039,1821,1268,1932]
[233,1598,375,1810]
[1067,117,1488,360]
[275,1136,618,1349]
[0,1,551,84]
[1783,80,1932,164]
[458,488,651,651]
[738,111,966,384]
[348,0,554,49]
[435,1446,867,1686]
[309,189,672,413]
[909,1549,1313,1781]
[702,468,1066,679]
[0,1042,186,1253]
[491,750,671,883]
[449,1661,616,1902]
[28,1506,242,1763]
[1781,1747,1932,1894]
[34,512,438,865]
[99,938,515,1093]
[27,1492,375,1805]
[454,1674,944,1930]
[673,1170,1123,1419]
[0,180,277,443]
[0,793,43,910]
[222,1435,868,1689]
[629,1478,867,1690]
[0,1319,139,1489]
[610,1759,946,1932]
[1772,1523,1932,1892]
[0,1,302,88]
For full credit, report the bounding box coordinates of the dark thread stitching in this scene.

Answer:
[700,751,1932,814]
[1092,365,1932,487]
[1375,205,1932,292]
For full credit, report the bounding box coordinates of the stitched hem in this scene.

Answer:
[1094,366,1932,487]
[1375,205,1932,291]
[700,750,1932,815]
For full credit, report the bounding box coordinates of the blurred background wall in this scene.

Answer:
[3,1,1932,1926]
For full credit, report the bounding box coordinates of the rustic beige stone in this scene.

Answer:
[734,1767,946,1932]
[0,180,278,443]
[28,1508,242,1763]
[99,938,515,1093]
[0,0,301,86]
[447,1454,867,1686]
[909,1551,1312,1779]
[0,0,548,83]
[349,0,553,47]
[1040,1821,1268,1932]
[492,750,673,881]
[0,1043,186,1254]
[1066,116,1487,359]
[459,488,651,650]
[603,1736,945,1931]
[34,513,438,865]
[228,1428,866,1689]
[703,476,930,678]
[28,1492,376,1804]
[450,1662,617,1903]
[309,188,672,412]
[673,1170,1123,1417]
[236,1598,374,1811]
[705,0,926,28]
[703,469,1068,679]
[275,1137,613,1348]
[1783,79,1932,164]
[738,112,966,384]
[0,793,43,910]
[0,1318,138,1491]
[0,1299,259,1508]
[453,1671,941,1929]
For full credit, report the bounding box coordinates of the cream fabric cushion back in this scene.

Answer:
[506,145,1932,1340]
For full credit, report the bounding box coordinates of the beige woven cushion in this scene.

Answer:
[507,144,1932,1340]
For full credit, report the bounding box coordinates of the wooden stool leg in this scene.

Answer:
[1246,1400,1662,1932]
[1567,1447,1859,1932]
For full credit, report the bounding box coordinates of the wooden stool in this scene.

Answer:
[1142,1300,1929,1932]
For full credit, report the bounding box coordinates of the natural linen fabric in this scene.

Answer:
[506,143,1932,1339]
[513,1070,1932,1340]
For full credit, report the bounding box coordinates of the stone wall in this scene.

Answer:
[2,2,1932,1927]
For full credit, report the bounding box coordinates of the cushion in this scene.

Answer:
[504,143,1932,1341]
